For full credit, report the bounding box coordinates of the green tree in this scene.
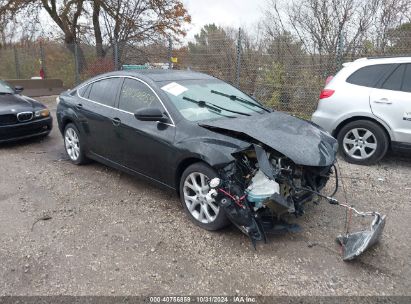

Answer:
[187,24,237,83]
[386,22,411,54]
[255,32,305,111]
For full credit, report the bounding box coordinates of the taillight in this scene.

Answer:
[319,89,335,99]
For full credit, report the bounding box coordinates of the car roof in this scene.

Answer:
[343,56,411,67]
[100,69,216,82]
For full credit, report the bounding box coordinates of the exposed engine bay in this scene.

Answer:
[207,143,386,260]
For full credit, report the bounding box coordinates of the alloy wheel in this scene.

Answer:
[183,172,219,224]
[65,127,80,161]
[343,128,377,160]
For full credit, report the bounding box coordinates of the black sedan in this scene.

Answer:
[56,70,338,244]
[0,80,52,143]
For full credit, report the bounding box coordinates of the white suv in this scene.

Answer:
[312,57,411,165]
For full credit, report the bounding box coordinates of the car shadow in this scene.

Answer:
[0,135,51,150]
[380,150,411,166]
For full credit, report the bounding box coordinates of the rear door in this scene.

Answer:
[369,63,411,143]
[78,77,122,160]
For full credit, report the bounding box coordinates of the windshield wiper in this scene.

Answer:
[210,90,271,113]
[182,96,251,117]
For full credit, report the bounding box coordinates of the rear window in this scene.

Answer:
[381,64,405,91]
[88,78,122,107]
[402,64,411,93]
[78,84,91,98]
[346,64,392,87]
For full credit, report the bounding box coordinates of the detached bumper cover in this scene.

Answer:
[337,213,386,261]
[0,116,52,143]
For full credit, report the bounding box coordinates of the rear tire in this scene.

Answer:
[64,123,88,165]
[337,120,389,165]
[179,162,230,231]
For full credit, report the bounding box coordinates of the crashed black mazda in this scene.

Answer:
[0,80,52,143]
[57,70,385,260]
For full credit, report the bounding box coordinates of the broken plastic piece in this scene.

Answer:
[253,144,276,179]
[267,193,295,214]
[205,189,218,203]
[337,213,386,261]
[219,197,265,247]
[260,216,302,234]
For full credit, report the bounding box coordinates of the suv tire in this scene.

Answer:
[337,120,389,165]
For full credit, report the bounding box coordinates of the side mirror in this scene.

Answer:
[14,86,24,94]
[134,107,168,122]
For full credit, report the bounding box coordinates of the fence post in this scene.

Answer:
[236,28,242,88]
[113,42,119,71]
[74,43,80,84]
[168,36,173,69]
[336,30,344,72]
[13,47,21,79]
[40,42,46,78]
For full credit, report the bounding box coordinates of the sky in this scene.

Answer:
[182,0,267,41]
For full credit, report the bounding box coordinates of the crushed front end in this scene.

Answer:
[208,143,333,247]
[207,143,386,260]
[199,113,385,260]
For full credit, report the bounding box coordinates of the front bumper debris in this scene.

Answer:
[336,209,386,261]
[209,144,386,261]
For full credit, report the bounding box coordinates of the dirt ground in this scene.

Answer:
[0,96,410,296]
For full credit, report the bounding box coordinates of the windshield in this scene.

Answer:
[158,79,265,121]
[0,80,14,94]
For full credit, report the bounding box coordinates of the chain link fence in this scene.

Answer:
[1,30,411,117]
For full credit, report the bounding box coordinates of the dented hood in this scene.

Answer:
[199,111,338,166]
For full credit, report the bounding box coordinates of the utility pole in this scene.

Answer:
[236,28,242,88]
[74,44,80,84]
[14,47,21,79]
[168,36,173,69]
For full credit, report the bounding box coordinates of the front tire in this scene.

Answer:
[64,123,87,165]
[179,162,230,231]
[337,120,389,165]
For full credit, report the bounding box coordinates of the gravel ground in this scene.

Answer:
[0,96,410,296]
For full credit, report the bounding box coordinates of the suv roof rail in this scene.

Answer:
[353,57,368,62]
[365,55,411,59]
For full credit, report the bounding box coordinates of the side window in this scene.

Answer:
[402,64,411,93]
[346,64,392,87]
[78,84,91,98]
[88,78,121,107]
[381,64,405,91]
[119,78,162,113]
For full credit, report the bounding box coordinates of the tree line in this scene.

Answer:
[1,0,411,115]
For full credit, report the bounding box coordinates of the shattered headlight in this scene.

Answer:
[35,108,50,118]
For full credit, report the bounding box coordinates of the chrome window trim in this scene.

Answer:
[76,75,176,127]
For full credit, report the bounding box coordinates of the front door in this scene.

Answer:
[113,77,176,184]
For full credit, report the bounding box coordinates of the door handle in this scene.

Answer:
[112,117,121,126]
[76,103,83,109]
[373,98,392,105]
